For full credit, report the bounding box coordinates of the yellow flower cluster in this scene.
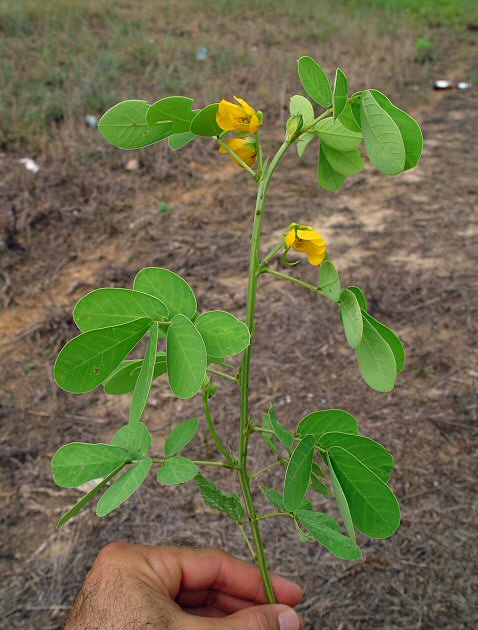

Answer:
[216,96,262,169]
[285,226,327,266]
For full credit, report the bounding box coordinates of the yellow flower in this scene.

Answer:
[219,137,257,168]
[216,96,261,133]
[285,225,327,266]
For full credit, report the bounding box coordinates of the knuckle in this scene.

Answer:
[93,541,130,570]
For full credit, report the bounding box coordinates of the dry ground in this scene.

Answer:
[1,5,478,628]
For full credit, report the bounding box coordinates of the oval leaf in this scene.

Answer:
[340,288,363,349]
[297,56,332,107]
[321,144,364,177]
[362,310,405,373]
[329,446,400,538]
[52,443,129,487]
[146,96,195,133]
[369,89,423,171]
[319,432,394,482]
[283,435,315,512]
[195,310,250,358]
[316,117,362,151]
[348,286,367,311]
[54,318,151,393]
[297,409,358,440]
[129,322,159,424]
[97,457,153,517]
[103,354,167,395]
[112,422,152,459]
[134,268,196,319]
[167,314,207,399]
[361,90,405,175]
[356,317,397,392]
[333,68,348,121]
[318,260,341,303]
[74,288,168,332]
[157,456,198,485]
[190,103,222,137]
[327,453,356,541]
[169,131,196,150]
[290,94,315,126]
[296,509,362,560]
[165,417,199,456]
[318,145,346,192]
[98,100,174,149]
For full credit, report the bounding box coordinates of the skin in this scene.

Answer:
[66,543,304,630]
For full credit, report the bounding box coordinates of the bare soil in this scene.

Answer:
[1,84,477,628]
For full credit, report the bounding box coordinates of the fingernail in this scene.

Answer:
[279,608,300,630]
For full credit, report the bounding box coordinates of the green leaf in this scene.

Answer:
[351,100,361,128]
[318,260,341,303]
[195,474,244,523]
[318,145,346,192]
[369,90,423,171]
[190,103,222,137]
[74,288,168,332]
[103,354,167,395]
[195,310,250,358]
[129,322,159,424]
[290,94,314,126]
[297,56,332,107]
[169,131,196,150]
[259,485,285,512]
[134,268,196,319]
[321,144,364,177]
[297,132,315,157]
[312,461,326,478]
[283,435,315,512]
[261,413,281,457]
[165,417,199,456]
[52,443,130,487]
[356,317,397,392]
[56,464,125,528]
[316,117,362,151]
[362,310,405,373]
[310,473,330,498]
[327,453,356,541]
[97,457,153,517]
[297,409,358,440]
[361,90,405,176]
[348,286,367,311]
[157,456,198,485]
[338,103,361,132]
[54,318,151,393]
[340,288,363,349]
[146,96,195,133]
[111,422,152,459]
[167,314,207,399]
[295,510,362,560]
[333,68,348,121]
[329,446,400,538]
[295,521,314,542]
[268,403,295,451]
[98,100,174,149]
[319,432,394,482]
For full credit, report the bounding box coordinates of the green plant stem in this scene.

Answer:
[215,137,260,180]
[254,511,293,522]
[203,390,235,464]
[259,239,286,269]
[249,460,285,480]
[237,138,292,604]
[238,523,256,559]
[153,458,235,468]
[262,267,320,293]
[207,367,238,383]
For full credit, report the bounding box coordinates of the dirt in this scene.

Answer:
[1,82,478,629]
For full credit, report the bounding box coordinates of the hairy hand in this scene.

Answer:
[66,542,304,630]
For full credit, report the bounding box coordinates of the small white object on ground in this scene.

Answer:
[85,114,98,128]
[126,158,140,171]
[457,82,471,91]
[19,158,40,173]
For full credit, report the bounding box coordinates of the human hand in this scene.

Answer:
[66,542,304,629]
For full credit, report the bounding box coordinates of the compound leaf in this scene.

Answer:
[195,474,244,523]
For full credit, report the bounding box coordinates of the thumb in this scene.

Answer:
[218,604,302,630]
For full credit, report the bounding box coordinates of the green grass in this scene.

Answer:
[1,0,475,153]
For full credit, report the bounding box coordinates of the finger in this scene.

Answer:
[183,606,227,617]
[183,604,303,630]
[177,588,256,613]
[145,546,303,605]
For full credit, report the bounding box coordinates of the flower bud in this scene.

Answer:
[286,114,303,141]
